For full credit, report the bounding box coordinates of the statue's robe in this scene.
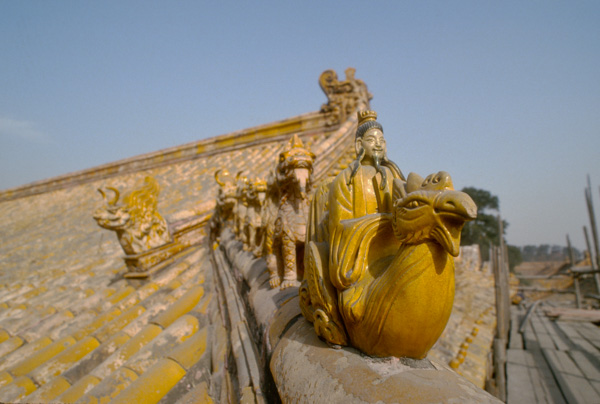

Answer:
[327,164,403,325]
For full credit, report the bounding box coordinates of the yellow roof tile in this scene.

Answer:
[0,335,52,373]
[106,286,136,306]
[81,366,139,403]
[72,307,122,341]
[151,284,204,329]
[111,358,186,404]
[0,375,37,402]
[125,314,200,375]
[167,326,208,370]
[23,374,71,402]
[0,371,12,388]
[92,305,146,343]
[30,336,100,385]
[55,374,101,403]
[10,336,76,377]
[91,324,163,379]
[0,336,24,358]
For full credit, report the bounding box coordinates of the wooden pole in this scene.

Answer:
[567,235,582,308]
[585,176,600,271]
[493,246,509,340]
[492,245,507,401]
[519,300,541,333]
[492,218,510,402]
[497,216,510,341]
[584,226,600,293]
[493,338,506,402]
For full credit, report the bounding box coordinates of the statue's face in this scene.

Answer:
[357,128,386,164]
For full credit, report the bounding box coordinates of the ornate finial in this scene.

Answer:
[319,68,372,126]
[357,110,378,126]
[288,134,304,150]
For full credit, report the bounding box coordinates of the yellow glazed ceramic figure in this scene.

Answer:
[93,176,172,255]
[300,111,477,359]
[319,68,373,126]
[233,171,249,239]
[209,169,237,246]
[259,170,281,261]
[243,177,267,255]
[267,134,315,289]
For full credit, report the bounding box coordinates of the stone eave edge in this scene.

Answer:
[212,230,502,403]
[0,110,336,202]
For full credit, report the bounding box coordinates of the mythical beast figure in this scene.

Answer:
[233,171,249,240]
[258,170,280,259]
[209,169,237,246]
[243,177,267,253]
[299,111,477,359]
[93,176,172,255]
[267,134,315,289]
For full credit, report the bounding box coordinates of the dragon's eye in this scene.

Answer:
[406,201,420,209]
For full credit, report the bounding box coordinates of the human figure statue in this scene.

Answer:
[328,110,405,238]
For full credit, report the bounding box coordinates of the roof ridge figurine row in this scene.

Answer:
[212,110,477,359]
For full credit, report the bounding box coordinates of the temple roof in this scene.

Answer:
[0,69,497,403]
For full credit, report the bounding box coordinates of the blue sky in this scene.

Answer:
[1,1,599,250]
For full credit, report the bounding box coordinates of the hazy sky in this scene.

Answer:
[1,1,599,250]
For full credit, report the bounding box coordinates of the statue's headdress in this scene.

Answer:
[356,110,383,139]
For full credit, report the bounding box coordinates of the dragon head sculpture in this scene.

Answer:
[93,176,171,255]
[392,171,477,257]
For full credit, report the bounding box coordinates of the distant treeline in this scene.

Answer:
[520,244,583,262]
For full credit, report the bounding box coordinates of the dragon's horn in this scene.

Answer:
[215,169,225,186]
[97,188,106,201]
[104,187,120,205]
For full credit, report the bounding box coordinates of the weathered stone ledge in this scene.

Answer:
[217,231,501,403]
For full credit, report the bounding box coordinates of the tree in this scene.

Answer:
[507,245,523,272]
[460,187,507,262]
